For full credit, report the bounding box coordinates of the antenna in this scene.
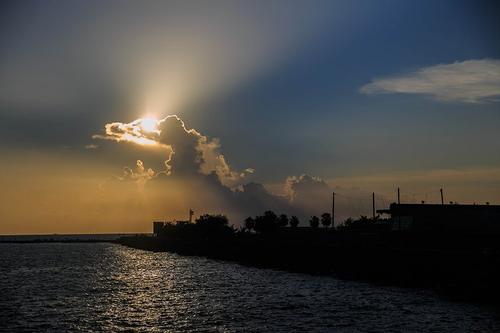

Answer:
[440,188,444,205]
[332,192,335,229]
[397,187,400,204]
[372,192,375,219]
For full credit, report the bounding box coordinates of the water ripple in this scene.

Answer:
[1,243,499,332]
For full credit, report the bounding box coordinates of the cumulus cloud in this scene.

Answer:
[360,59,500,103]
[99,160,156,193]
[94,115,253,189]
[122,160,155,190]
[285,174,329,200]
[236,182,292,217]
[94,116,400,226]
[282,174,398,223]
[284,174,331,218]
[93,115,409,226]
[93,116,341,224]
[92,118,161,146]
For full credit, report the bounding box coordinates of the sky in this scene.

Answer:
[1,0,499,234]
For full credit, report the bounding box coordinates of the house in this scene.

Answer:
[377,203,500,233]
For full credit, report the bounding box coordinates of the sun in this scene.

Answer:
[140,117,158,133]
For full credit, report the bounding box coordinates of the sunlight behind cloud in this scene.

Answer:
[92,119,161,147]
[93,115,254,189]
[140,117,159,133]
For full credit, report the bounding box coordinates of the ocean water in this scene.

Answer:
[0,234,135,242]
[1,243,499,332]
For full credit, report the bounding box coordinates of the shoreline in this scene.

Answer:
[0,233,147,243]
[117,231,500,305]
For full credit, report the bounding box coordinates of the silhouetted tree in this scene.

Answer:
[264,210,277,223]
[321,213,332,228]
[343,217,354,227]
[254,210,279,233]
[253,215,265,233]
[289,216,300,228]
[278,214,289,227]
[244,216,255,231]
[358,215,370,223]
[337,215,389,231]
[195,214,232,238]
[196,214,229,228]
[309,216,320,228]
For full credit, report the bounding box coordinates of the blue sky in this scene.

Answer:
[187,0,500,181]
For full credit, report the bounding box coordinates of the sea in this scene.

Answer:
[1,241,500,332]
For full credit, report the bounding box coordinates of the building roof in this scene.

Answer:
[378,203,500,214]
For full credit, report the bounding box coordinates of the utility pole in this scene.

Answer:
[372,192,376,219]
[397,187,400,204]
[440,188,444,205]
[332,192,335,229]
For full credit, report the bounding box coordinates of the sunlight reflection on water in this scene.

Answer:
[1,243,500,332]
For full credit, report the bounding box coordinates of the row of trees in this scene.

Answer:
[244,211,298,233]
[309,213,332,228]
[244,211,334,233]
[194,212,386,233]
[163,212,385,238]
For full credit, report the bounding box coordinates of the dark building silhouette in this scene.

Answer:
[153,209,195,236]
[153,221,165,236]
[378,203,500,233]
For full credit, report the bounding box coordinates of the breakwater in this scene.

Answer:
[117,229,500,304]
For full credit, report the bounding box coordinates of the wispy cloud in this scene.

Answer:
[360,59,500,103]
